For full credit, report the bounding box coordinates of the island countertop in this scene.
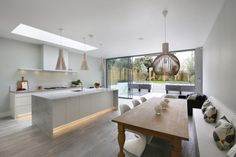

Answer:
[32,88,117,100]
[32,88,118,137]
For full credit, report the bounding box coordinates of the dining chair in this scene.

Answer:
[132,99,141,107]
[133,99,153,144]
[119,104,147,157]
[140,97,147,103]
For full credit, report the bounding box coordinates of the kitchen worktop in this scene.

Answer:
[32,88,117,100]
[32,88,118,137]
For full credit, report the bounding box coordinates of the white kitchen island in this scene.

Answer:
[32,88,118,137]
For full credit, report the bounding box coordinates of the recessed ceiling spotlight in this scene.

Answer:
[138,37,144,40]
[88,34,94,38]
[11,24,97,51]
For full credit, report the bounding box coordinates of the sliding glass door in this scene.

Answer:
[106,50,196,98]
[106,57,132,98]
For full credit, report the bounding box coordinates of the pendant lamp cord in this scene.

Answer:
[100,43,103,63]
[164,14,166,42]
[59,28,63,47]
[162,10,168,43]
[83,37,86,58]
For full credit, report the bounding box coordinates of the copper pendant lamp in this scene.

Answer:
[152,10,180,76]
[80,37,89,70]
[99,44,104,72]
[80,52,89,70]
[56,28,67,70]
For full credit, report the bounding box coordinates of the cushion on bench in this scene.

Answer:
[193,109,227,157]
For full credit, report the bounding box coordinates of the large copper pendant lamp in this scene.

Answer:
[153,10,180,76]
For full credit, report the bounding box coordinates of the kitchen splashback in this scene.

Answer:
[9,82,71,92]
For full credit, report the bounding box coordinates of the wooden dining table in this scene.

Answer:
[112,97,189,157]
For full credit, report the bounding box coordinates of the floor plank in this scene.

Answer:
[0,99,198,157]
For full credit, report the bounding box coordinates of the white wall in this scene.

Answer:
[203,0,236,111]
[0,37,102,115]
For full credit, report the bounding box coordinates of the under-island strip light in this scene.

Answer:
[11,24,97,51]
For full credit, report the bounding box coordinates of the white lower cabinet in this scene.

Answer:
[10,93,33,118]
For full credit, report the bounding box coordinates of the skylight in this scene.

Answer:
[11,24,97,51]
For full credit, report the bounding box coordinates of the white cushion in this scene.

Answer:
[201,99,212,113]
[226,144,236,157]
[209,96,236,141]
[213,116,235,150]
[209,97,236,124]
[203,105,217,123]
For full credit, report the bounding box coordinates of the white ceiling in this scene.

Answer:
[0,0,224,58]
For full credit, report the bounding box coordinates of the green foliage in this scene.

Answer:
[185,53,195,76]
[184,53,195,83]
[71,80,82,85]
[133,57,153,71]
[133,56,153,81]
[107,59,115,68]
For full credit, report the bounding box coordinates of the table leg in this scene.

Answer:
[170,139,182,157]
[117,124,125,157]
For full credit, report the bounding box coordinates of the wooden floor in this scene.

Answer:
[0,102,199,157]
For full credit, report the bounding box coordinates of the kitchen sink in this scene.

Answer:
[72,89,83,92]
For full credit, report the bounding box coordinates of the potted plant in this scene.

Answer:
[94,82,100,88]
[71,80,82,87]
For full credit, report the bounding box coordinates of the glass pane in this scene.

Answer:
[131,56,153,96]
[106,50,195,98]
[131,51,195,96]
[107,58,131,98]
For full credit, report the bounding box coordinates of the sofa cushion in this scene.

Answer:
[204,105,217,123]
[213,116,235,150]
[208,97,236,123]
[216,116,230,128]
[201,99,212,113]
[209,97,236,142]
[226,144,236,157]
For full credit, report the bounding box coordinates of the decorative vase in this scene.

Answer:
[94,83,100,88]
[163,98,170,104]
[160,101,168,110]
[154,105,162,115]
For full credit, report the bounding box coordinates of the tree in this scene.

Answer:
[133,56,153,81]
[107,59,115,69]
[143,56,153,80]
[184,54,195,83]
